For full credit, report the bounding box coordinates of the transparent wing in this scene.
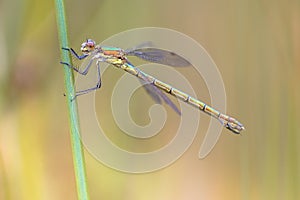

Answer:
[124,41,154,53]
[137,70,181,115]
[125,48,191,67]
[139,79,162,104]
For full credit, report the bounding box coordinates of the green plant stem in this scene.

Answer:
[54,0,89,199]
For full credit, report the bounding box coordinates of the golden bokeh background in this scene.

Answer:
[0,0,299,199]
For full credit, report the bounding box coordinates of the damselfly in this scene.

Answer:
[61,39,245,134]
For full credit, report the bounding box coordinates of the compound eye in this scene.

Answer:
[86,39,96,48]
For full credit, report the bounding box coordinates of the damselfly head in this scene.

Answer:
[81,39,96,55]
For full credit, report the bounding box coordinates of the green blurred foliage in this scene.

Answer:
[0,0,299,199]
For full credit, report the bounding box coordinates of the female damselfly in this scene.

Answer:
[61,39,245,134]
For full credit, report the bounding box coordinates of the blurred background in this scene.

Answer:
[0,0,299,199]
